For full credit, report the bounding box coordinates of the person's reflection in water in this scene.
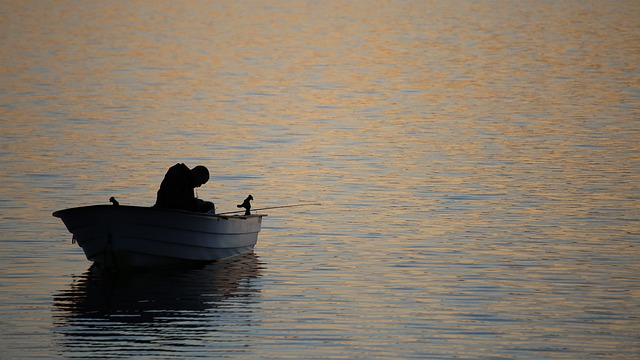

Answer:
[153,163,215,213]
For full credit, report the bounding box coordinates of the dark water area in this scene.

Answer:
[1,1,639,358]
[52,254,261,358]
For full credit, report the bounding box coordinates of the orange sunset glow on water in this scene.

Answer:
[1,1,639,358]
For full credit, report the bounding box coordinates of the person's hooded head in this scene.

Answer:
[191,165,210,187]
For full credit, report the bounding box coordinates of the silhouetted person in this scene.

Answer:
[237,195,253,215]
[154,163,215,213]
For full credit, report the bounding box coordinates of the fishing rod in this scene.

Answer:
[217,203,321,215]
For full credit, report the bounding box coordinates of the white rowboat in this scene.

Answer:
[53,205,265,270]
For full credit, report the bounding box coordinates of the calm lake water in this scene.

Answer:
[1,1,639,358]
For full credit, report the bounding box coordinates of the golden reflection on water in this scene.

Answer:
[1,0,639,358]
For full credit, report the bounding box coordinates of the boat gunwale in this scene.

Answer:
[52,204,267,220]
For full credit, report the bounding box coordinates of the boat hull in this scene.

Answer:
[53,205,264,270]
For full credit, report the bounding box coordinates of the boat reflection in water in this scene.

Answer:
[52,253,262,358]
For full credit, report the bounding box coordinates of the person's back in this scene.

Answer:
[154,163,214,212]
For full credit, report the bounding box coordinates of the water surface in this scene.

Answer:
[1,1,639,358]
